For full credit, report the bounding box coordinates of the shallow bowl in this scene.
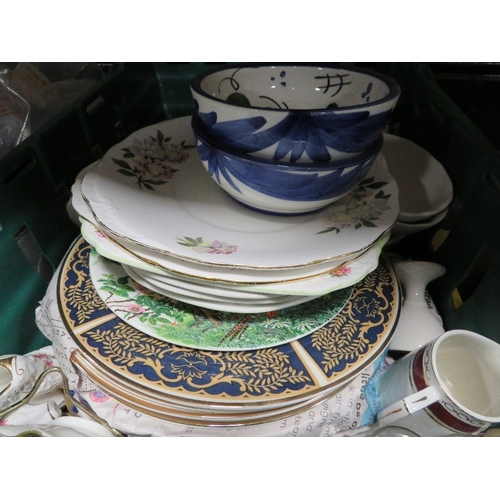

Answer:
[391,207,449,238]
[190,63,400,163]
[192,115,383,215]
[382,134,453,222]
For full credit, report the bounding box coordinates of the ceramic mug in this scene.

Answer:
[376,330,500,436]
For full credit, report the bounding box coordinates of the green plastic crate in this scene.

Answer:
[1,62,499,356]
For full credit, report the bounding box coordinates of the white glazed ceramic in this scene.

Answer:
[80,216,373,286]
[121,263,324,313]
[81,216,389,296]
[132,266,292,300]
[391,207,449,237]
[389,260,446,352]
[377,329,500,436]
[80,116,399,270]
[192,114,384,215]
[191,63,400,163]
[382,133,453,223]
[1,355,39,411]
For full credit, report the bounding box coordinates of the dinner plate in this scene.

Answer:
[74,163,380,285]
[121,263,323,313]
[70,349,351,427]
[89,248,352,348]
[81,215,389,295]
[80,116,399,270]
[58,237,400,408]
[80,216,370,285]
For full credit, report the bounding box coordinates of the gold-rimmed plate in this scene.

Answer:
[58,237,400,409]
[70,349,351,427]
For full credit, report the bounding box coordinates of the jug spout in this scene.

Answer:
[390,260,446,353]
[394,260,446,301]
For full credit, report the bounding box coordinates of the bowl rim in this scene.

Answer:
[190,62,401,113]
[191,114,384,170]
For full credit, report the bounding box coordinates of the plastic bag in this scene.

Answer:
[11,63,106,129]
[0,64,31,159]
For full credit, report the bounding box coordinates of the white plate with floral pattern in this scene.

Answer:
[79,216,371,284]
[75,168,372,284]
[80,116,398,270]
[81,215,388,296]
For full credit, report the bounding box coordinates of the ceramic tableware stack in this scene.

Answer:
[61,64,405,426]
[382,133,453,240]
[57,235,401,427]
[74,116,401,314]
[63,118,401,425]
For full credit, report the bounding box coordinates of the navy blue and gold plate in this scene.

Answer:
[58,237,400,409]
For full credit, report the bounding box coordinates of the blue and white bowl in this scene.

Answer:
[191,63,399,164]
[192,115,384,215]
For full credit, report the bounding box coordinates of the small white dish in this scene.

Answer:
[391,207,449,237]
[121,262,322,314]
[382,133,453,223]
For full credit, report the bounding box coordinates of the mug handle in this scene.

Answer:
[377,385,441,426]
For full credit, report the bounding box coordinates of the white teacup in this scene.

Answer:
[0,355,39,411]
[376,329,500,436]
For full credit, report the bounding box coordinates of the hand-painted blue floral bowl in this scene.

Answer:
[190,63,399,164]
[192,115,384,215]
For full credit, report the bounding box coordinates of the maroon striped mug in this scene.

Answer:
[376,330,500,436]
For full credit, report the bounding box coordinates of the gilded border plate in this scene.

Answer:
[58,237,400,407]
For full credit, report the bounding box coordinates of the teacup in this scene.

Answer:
[0,355,39,411]
[376,329,500,436]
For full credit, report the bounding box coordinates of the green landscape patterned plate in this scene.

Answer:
[88,247,353,351]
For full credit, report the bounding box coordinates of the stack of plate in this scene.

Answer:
[61,115,402,426]
[58,236,400,427]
